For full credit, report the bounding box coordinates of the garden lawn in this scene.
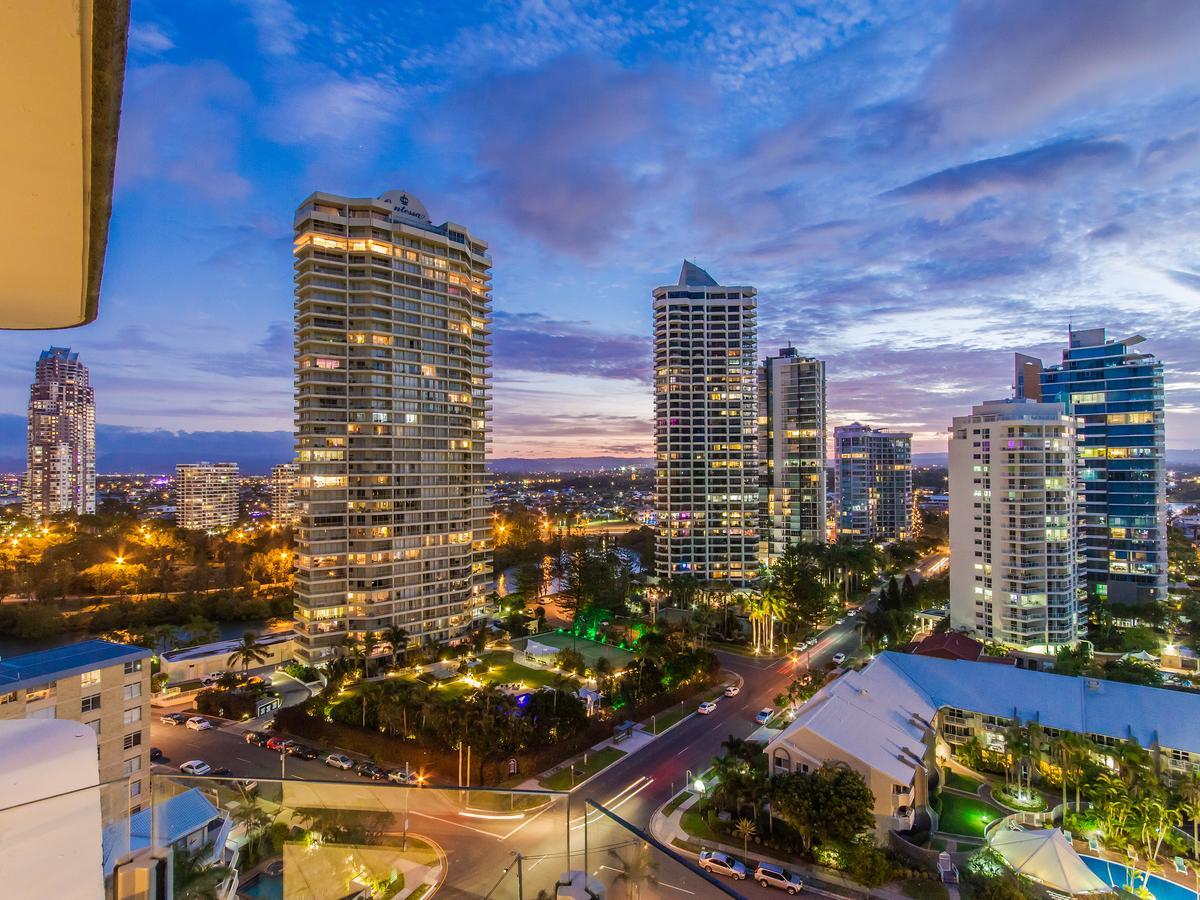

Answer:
[944,770,984,793]
[938,792,1001,837]
[900,879,948,900]
[679,808,723,843]
[540,747,625,791]
[647,703,692,734]
[480,651,563,690]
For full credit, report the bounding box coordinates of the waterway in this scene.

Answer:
[0,618,278,660]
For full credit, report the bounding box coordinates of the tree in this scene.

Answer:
[1177,771,1200,859]
[773,763,874,851]
[172,847,235,900]
[734,817,757,859]
[383,625,410,670]
[226,631,270,674]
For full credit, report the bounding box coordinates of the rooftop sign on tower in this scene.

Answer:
[378,189,431,225]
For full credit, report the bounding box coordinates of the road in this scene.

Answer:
[149,558,943,897]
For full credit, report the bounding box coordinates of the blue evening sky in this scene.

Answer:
[3,0,1200,458]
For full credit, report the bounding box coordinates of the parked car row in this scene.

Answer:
[243,731,425,785]
[159,712,214,731]
[698,850,803,893]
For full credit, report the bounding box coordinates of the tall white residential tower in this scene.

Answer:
[949,399,1082,652]
[292,190,491,663]
[653,262,759,585]
[25,347,96,518]
[759,348,827,561]
[270,462,299,526]
[833,423,912,543]
[175,462,239,531]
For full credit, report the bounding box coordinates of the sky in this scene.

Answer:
[4,0,1200,462]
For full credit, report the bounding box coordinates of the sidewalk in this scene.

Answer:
[650,792,912,900]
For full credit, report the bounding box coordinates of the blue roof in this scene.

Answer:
[130,788,220,849]
[879,652,1200,754]
[0,639,150,692]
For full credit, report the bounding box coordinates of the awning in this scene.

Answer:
[990,827,1111,895]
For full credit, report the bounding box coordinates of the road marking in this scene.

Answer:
[407,808,503,838]
[568,777,648,825]
[597,866,694,895]
[673,745,691,756]
[570,778,653,831]
[501,795,559,840]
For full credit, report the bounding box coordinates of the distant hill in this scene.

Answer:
[489,456,654,474]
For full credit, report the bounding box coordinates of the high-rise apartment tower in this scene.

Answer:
[833,423,912,543]
[949,399,1083,651]
[653,262,759,585]
[759,348,827,561]
[270,462,299,526]
[1015,328,1166,608]
[292,190,491,663]
[25,347,95,518]
[175,463,239,531]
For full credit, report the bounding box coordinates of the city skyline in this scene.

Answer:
[0,2,1198,460]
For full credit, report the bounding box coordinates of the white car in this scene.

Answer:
[723,683,740,697]
[847,609,858,617]
[200,672,225,686]
[755,708,773,725]
[325,753,354,770]
[697,700,718,715]
[179,760,212,776]
[185,716,213,731]
[699,850,746,880]
[831,652,847,666]
[835,617,846,625]
[755,862,803,894]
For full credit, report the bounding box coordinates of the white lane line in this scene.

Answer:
[501,795,559,839]
[407,808,505,839]
[570,778,653,831]
[568,777,648,825]
[596,866,695,895]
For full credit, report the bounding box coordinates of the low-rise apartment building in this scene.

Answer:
[0,639,151,819]
[766,652,1200,840]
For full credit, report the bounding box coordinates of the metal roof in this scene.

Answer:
[0,639,150,692]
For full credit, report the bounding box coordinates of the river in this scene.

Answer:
[0,618,281,660]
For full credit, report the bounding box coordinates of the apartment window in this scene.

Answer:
[81,669,102,688]
[0,691,15,705]
[123,682,142,701]
[123,731,142,751]
[123,707,142,726]
[772,749,791,773]
[130,781,142,800]
[28,706,56,720]
[81,694,101,713]
[123,660,143,675]
[25,684,55,703]
[122,756,142,776]
[85,719,100,736]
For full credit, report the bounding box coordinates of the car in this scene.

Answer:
[755,863,803,894]
[755,708,773,725]
[160,712,188,726]
[699,850,746,880]
[179,760,212,776]
[355,762,386,780]
[835,617,846,625]
[265,736,292,752]
[723,683,740,697]
[149,747,163,762]
[244,731,270,747]
[388,769,423,785]
[831,652,847,665]
[185,716,213,731]
[286,744,319,760]
[846,609,858,617]
[210,766,234,778]
[697,700,718,715]
[200,672,225,686]
[325,753,354,770]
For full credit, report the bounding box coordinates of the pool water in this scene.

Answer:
[238,873,283,900]
[1081,856,1198,900]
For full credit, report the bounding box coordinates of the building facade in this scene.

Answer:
[1015,328,1167,608]
[175,462,239,532]
[292,190,491,664]
[25,347,96,518]
[0,640,151,820]
[653,262,759,585]
[833,423,912,543]
[270,462,299,525]
[949,399,1083,652]
[759,348,827,562]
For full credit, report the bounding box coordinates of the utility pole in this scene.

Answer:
[514,852,524,900]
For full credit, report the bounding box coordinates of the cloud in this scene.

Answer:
[236,0,309,56]
[887,138,1132,202]
[919,0,1200,141]
[116,61,252,201]
[262,71,403,144]
[128,22,174,54]
[447,54,707,253]
[492,311,651,381]
[1166,269,1200,294]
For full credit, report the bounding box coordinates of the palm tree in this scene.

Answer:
[1059,731,1092,810]
[734,817,757,859]
[172,847,235,900]
[383,625,410,671]
[607,843,659,899]
[362,632,379,678]
[226,631,270,674]
[1177,772,1200,859]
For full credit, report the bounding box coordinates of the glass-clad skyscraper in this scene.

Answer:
[1014,327,1166,609]
[833,423,912,544]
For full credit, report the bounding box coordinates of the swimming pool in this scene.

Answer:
[1081,856,1197,900]
[238,872,282,900]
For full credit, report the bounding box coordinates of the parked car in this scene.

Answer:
[355,762,386,780]
[210,766,233,778]
[325,753,354,770]
[244,731,270,747]
[831,652,847,665]
[699,850,746,880]
[755,708,773,725]
[200,672,225,686]
[149,747,163,762]
[755,863,803,894]
[160,713,188,726]
[185,716,213,731]
[179,760,212,776]
[723,683,740,697]
[265,736,293,752]
[286,744,319,760]
[388,770,423,785]
[835,617,846,625]
[697,700,718,715]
